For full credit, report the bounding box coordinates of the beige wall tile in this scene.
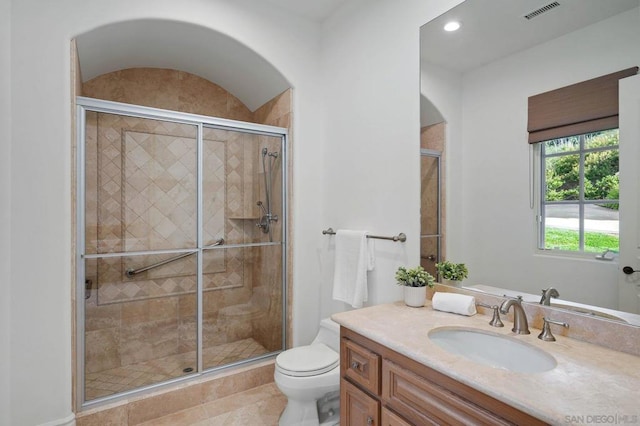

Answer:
[121,298,178,325]
[85,328,121,373]
[83,68,252,121]
[119,318,179,365]
[85,302,121,331]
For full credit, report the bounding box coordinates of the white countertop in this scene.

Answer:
[332,301,640,425]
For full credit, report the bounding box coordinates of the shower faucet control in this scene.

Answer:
[256,201,278,234]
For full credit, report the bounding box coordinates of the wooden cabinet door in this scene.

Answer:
[341,378,380,426]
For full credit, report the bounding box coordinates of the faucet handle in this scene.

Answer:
[538,317,569,342]
[476,302,504,327]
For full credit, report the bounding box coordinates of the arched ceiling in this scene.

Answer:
[76,19,291,112]
[420,95,445,128]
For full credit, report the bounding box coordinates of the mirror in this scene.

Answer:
[420,0,640,326]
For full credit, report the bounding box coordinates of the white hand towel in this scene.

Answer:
[332,230,375,308]
[432,292,477,316]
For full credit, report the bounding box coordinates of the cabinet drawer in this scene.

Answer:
[341,337,381,395]
[382,360,513,426]
[341,378,380,426]
[381,407,417,426]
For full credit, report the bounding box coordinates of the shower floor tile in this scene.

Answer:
[85,338,269,400]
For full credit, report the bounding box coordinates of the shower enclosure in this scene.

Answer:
[76,97,287,407]
[420,149,442,277]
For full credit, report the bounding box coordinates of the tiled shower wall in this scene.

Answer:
[81,68,290,389]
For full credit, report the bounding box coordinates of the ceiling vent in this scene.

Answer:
[523,1,560,20]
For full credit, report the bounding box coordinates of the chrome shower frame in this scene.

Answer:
[75,97,289,410]
[420,148,442,270]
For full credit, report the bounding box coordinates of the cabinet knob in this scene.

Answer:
[351,361,360,370]
[367,415,374,425]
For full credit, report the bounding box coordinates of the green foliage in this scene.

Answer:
[395,266,435,288]
[435,261,468,281]
[545,155,579,201]
[605,185,619,210]
[544,131,619,208]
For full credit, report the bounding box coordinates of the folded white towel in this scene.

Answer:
[332,230,375,308]
[432,292,477,316]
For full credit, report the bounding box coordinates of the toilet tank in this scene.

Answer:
[312,318,340,352]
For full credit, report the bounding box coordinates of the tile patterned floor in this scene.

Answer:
[86,338,269,400]
[137,383,286,426]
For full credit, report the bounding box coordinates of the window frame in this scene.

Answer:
[537,130,620,255]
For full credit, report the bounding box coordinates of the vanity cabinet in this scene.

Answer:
[340,327,548,426]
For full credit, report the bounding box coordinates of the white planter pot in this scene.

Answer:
[442,279,462,288]
[403,286,426,307]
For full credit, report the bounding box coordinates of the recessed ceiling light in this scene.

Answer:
[444,21,461,32]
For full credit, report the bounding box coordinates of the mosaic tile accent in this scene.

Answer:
[84,114,259,305]
[122,130,197,252]
[85,338,269,400]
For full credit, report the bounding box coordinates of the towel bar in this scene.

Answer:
[322,228,406,242]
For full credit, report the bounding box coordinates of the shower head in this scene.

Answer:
[256,200,268,216]
[261,147,278,159]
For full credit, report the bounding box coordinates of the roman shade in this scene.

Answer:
[527,67,638,144]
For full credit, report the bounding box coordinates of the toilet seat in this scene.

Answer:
[276,343,339,377]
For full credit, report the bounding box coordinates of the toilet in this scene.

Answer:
[274,318,341,426]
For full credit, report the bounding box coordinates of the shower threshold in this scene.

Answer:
[85,338,268,400]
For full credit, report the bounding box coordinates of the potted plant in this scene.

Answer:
[435,261,468,287]
[395,266,435,307]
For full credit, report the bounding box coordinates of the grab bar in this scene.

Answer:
[322,228,406,242]
[125,238,224,278]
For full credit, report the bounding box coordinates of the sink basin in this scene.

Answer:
[428,327,557,373]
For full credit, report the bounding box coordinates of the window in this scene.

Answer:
[539,129,619,253]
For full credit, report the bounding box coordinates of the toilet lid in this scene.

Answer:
[276,343,339,377]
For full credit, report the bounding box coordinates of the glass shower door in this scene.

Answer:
[82,111,199,400]
[200,127,284,371]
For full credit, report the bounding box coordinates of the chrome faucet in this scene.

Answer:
[499,296,530,335]
[539,287,560,306]
[538,317,569,342]
[476,302,504,327]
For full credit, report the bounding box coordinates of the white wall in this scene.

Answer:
[420,61,464,258]
[448,9,640,307]
[318,0,463,319]
[8,0,323,424]
[1,0,12,423]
